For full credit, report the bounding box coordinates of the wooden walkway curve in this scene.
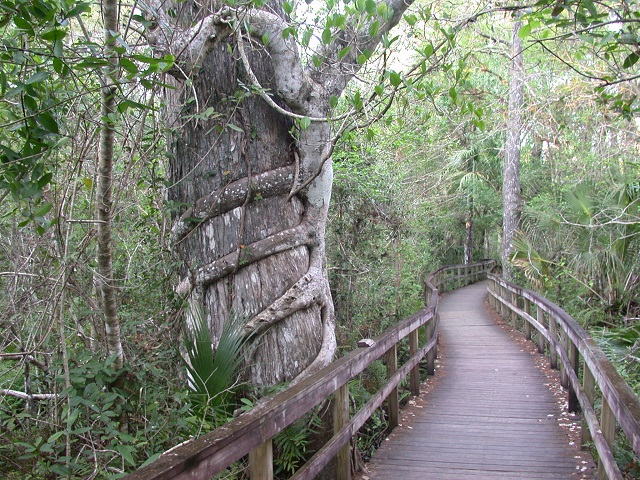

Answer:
[365,281,595,479]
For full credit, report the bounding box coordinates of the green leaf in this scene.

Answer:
[298,116,311,130]
[357,54,367,65]
[41,28,66,42]
[329,95,339,108]
[366,128,375,140]
[518,23,531,39]
[140,452,162,468]
[53,39,63,57]
[404,13,418,26]
[116,445,136,466]
[353,91,363,111]
[623,51,639,69]
[473,119,485,131]
[583,0,598,17]
[368,20,379,38]
[119,58,139,76]
[37,112,59,134]
[424,43,434,58]
[13,17,34,34]
[365,0,376,15]
[34,200,52,216]
[302,28,313,46]
[338,46,351,60]
[283,0,293,15]
[66,2,91,18]
[322,27,332,44]
[389,71,402,87]
[449,86,457,103]
[37,172,52,189]
[227,123,244,132]
[23,95,37,111]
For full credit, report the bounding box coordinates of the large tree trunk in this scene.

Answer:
[502,20,524,280]
[167,38,334,387]
[148,0,414,389]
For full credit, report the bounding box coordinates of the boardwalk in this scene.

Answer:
[365,282,595,479]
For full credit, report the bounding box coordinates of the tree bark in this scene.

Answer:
[502,20,524,280]
[149,0,414,388]
[97,0,124,371]
[464,208,474,264]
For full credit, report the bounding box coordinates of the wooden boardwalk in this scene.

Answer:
[365,281,595,479]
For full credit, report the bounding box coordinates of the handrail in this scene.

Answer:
[487,274,640,480]
[124,260,495,480]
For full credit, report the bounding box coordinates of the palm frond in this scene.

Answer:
[183,304,248,416]
[510,232,551,288]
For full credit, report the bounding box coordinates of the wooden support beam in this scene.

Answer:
[536,305,546,354]
[426,316,437,376]
[409,329,420,396]
[599,396,616,480]
[510,291,518,328]
[568,341,579,413]
[549,315,558,369]
[386,344,399,429]
[249,439,273,480]
[523,297,532,340]
[334,383,350,480]
[560,330,569,389]
[582,365,595,447]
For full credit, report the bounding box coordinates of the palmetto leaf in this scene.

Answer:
[510,232,551,288]
[183,304,247,416]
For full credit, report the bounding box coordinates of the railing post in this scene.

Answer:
[560,331,569,389]
[409,328,420,396]
[599,396,616,480]
[568,341,579,413]
[335,383,351,480]
[582,365,595,447]
[500,284,507,319]
[249,439,273,480]
[548,316,558,369]
[510,290,518,328]
[386,344,399,429]
[536,305,546,354]
[489,278,498,311]
[523,297,532,340]
[457,266,461,289]
[426,316,437,376]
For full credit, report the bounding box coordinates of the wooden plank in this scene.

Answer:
[490,274,640,459]
[386,344,399,429]
[366,282,595,479]
[334,384,350,480]
[249,440,272,480]
[409,329,420,395]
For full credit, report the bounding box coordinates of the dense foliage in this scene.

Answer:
[0,0,638,478]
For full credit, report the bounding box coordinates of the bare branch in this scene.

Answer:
[0,389,57,401]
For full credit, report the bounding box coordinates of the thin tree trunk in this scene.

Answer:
[97,0,124,371]
[502,20,524,280]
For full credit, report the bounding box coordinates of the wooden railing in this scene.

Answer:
[488,274,640,480]
[124,260,495,480]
